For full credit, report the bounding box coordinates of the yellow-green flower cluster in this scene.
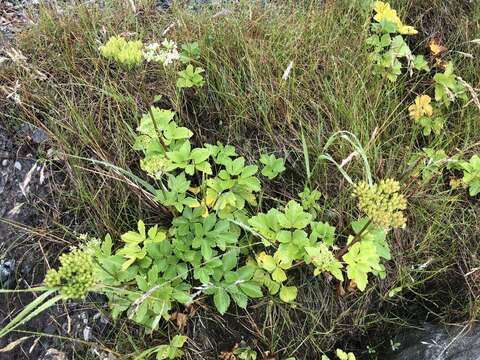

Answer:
[140,155,168,176]
[352,179,407,229]
[99,36,143,68]
[44,249,95,299]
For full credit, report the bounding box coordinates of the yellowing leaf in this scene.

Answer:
[188,186,201,194]
[201,206,209,218]
[373,1,417,35]
[429,38,447,57]
[373,2,397,23]
[399,25,417,35]
[434,57,448,70]
[279,285,297,303]
[257,251,276,273]
[205,188,218,207]
[408,95,433,121]
[272,267,287,283]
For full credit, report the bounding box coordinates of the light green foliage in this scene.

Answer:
[260,153,286,179]
[177,64,205,88]
[344,241,380,291]
[99,36,143,68]
[343,219,390,291]
[279,285,298,303]
[310,221,335,246]
[154,335,187,360]
[134,107,212,177]
[460,155,480,196]
[44,248,95,299]
[250,200,341,301]
[89,109,267,319]
[180,42,201,63]
[117,220,166,270]
[335,349,356,360]
[409,148,450,181]
[409,149,480,197]
[90,229,192,330]
[321,348,356,360]
[412,55,430,72]
[366,2,431,82]
[233,345,257,360]
[299,187,322,218]
[416,115,445,136]
[366,33,402,81]
[433,62,467,107]
[366,3,417,82]
[352,179,407,229]
[305,244,343,280]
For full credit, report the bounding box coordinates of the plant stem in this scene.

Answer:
[148,106,169,153]
[336,219,372,259]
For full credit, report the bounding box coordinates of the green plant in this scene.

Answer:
[233,345,258,360]
[408,148,480,198]
[176,64,205,89]
[322,349,356,360]
[99,36,143,68]
[408,95,445,136]
[459,155,480,196]
[44,247,96,298]
[366,1,424,82]
[352,179,407,229]
[433,62,467,107]
[5,3,480,358]
[24,108,406,328]
[179,42,201,63]
[259,153,286,179]
[135,335,187,360]
[298,187,322,218]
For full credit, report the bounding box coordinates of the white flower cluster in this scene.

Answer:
[143,39,180,66]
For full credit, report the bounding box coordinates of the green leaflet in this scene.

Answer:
[343,241,382,291]
[260,153,286,179]
[460,155,480,196]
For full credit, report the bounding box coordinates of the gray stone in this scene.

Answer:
[40,349,66,360]
[0,259,16,289]
[31,128,49,144]
[14,161,22,171]
[388,323,480,360]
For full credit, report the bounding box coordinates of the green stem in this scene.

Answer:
[336,219,372,259]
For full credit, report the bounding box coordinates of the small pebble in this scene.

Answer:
[32,128,49,144]
[14,161,22,171]
[2,159,8,166]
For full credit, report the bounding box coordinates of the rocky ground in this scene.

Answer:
[0,103,114,360]
[1,2,111,357]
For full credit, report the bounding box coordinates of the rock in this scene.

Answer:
[1,159,7,166]
[14,161,22,171]
[0,259,15,289]
[31,128,49,144]
[40,349,66,360]
[388,323,480,360]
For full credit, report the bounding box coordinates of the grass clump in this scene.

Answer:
[1,0,479,358]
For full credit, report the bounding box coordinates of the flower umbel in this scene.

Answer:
[99,36,143,68]
[44,248,95,299]
[143,39,180,66]
[352,179,407,229]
